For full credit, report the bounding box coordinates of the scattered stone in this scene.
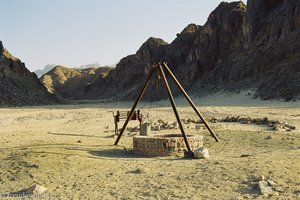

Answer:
[152,122,159,127]
[267,179,277,187]
[187,117,195,123]
[158,119,166,125]
[210,116,296,132]
[25,184,48,195]
[152,125,160,131]
[195,124,203,131]
[284,124,296,130]
[127,168,146,174]
[257,175,265,181]
[273,125,282,131]
[209,117,218,123]
[194,147,209,159]
[171,121,178,129]
[31,163,39,168]
[126,126,139,132]
[240,154,253,158]
[258,181,274,196]
[265,135,272,140]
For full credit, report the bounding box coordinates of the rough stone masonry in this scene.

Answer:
[133,134,203,156]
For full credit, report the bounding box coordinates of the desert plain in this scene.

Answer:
[0,93,299,200]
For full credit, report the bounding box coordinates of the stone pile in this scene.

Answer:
[209,116,296,131]
[151,117,203,132]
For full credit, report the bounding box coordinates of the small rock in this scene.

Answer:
[158,119,166,125]
[171,121,178,129]
[187,117,195,123]
[194,147,209,159]
[258,181,274,196]
[257,175,265,181]
[152,125,160,131]
[209,117,218,123]
[240,154,252,158]
[127,168,146,174]
[273,125,282,131]
[265,135,272,140]
[77,140,82,143]
[181,118,189,124]
[25,184,47,195]
[284,124,296,130]
[267,179,277,187]
[195,124,203,131]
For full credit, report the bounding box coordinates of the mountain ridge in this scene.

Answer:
[35,0,300,101]
[0,41,60,106]
[40,65,112,99]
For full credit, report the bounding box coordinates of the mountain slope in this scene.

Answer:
[34,64,56,78]
[0,41,59,106]
[40,65,112,99]
[39,0,300,101]
[86,0,300,101]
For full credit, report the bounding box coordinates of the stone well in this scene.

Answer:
[133,134,203,156]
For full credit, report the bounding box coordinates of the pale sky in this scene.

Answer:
[0,0,246,71]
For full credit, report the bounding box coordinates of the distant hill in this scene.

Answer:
[40,65,112,99]
[34,64,56,78]
[34,62,115,78]
[77,62,101,69]
[0,41,59,107]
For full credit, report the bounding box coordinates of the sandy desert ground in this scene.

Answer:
[0,94,299,199]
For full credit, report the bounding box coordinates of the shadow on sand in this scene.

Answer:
[88,148,138,158]
[47,132,101,138]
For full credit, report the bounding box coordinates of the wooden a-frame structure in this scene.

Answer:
[114,62,219,158]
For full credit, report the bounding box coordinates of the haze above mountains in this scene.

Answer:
[1,0,299,106]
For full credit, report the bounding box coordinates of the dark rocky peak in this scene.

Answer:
[185,1,246,64]
[205,1,246,33]
[0,41,3,56]
[193,1,247,54]
[171,24,200,48]
[136,37,168,60]
[208,1,246,20]
[181,23,199,34]
[166,1,247,78]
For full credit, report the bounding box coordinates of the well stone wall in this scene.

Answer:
[133,134,203,156]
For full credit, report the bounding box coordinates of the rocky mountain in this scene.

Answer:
[34,64,56,78]
[77,62,101,69]
[0,41,59,106]
[35,62,115,78]
[39,0,300,101]
[40,65,112,99]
